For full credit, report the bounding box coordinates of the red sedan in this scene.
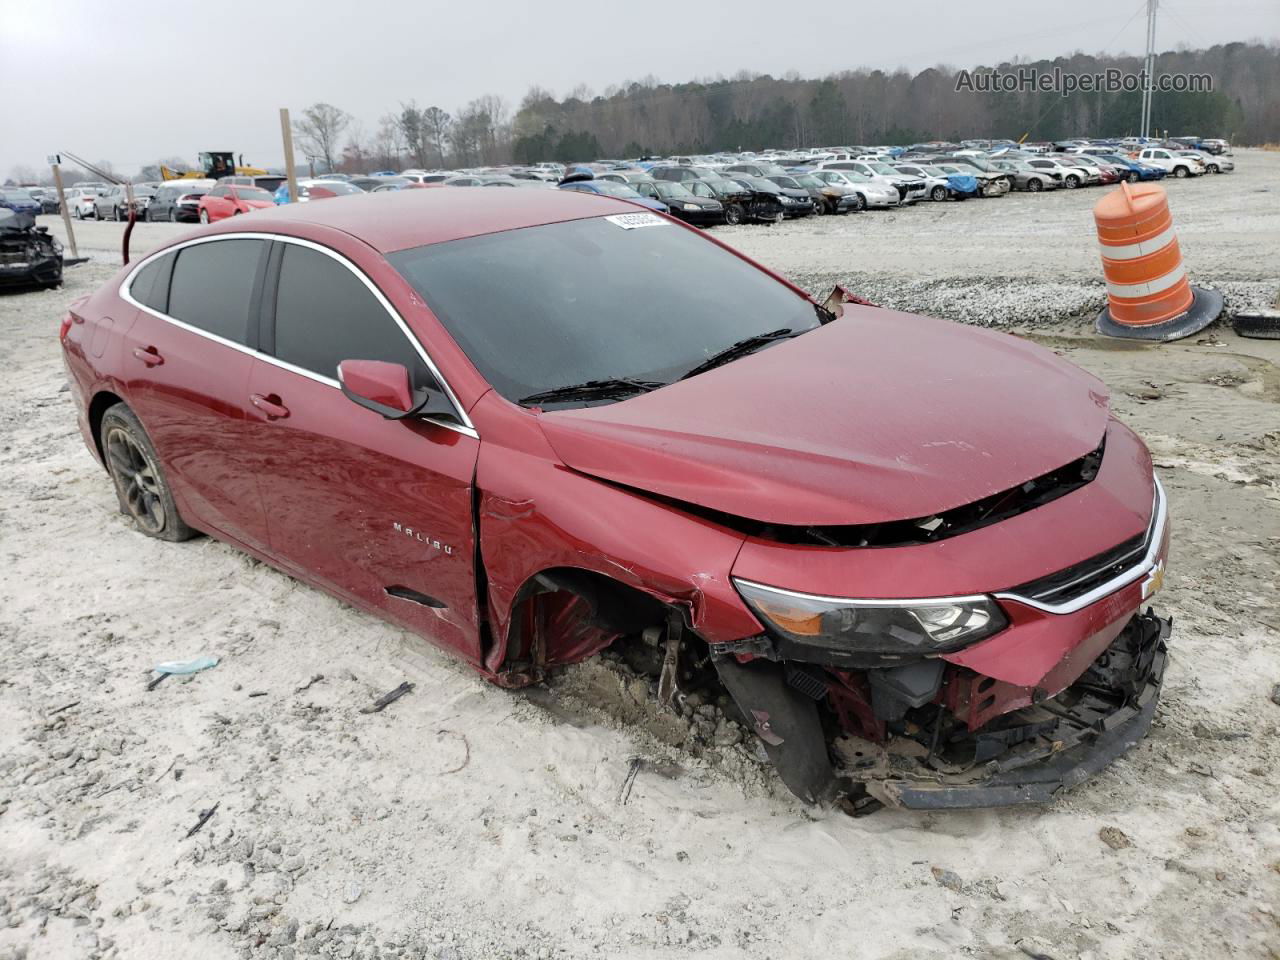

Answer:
[197,184,276,223]
[60,189,1171,811]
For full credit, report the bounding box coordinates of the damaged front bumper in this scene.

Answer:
[849,610,1169,809]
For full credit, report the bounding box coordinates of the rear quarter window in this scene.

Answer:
[167,239,267,345]
[129,253,175,313]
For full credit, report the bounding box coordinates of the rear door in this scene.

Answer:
[119,237,273,551]
[245,240,484,664]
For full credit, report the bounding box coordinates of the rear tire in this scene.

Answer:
[1127,171,1139,182]
[99,404,196,542]
[199,209,210,224]
[113,205,122,221]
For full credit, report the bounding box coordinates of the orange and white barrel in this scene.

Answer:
[1093,182,1221,341]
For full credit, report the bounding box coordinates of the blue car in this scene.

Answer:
[0,188,42,217]
[1092,153,1166,181]
[557,178,669,213]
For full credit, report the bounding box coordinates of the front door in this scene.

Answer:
[245,240,483,664]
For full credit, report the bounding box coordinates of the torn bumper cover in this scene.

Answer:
[856,611,1169,809]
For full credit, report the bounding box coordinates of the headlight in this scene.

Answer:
[733,578,1006,655]
[780,196,793,204]
[682,203,699,211]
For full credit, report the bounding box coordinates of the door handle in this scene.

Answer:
[132,346,163,366]
[250,393,290,420]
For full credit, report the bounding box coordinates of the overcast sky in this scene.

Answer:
[2,0,1274,177]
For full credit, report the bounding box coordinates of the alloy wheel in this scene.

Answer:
[105,427,166,535]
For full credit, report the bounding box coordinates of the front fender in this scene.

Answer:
[471,392,761,673]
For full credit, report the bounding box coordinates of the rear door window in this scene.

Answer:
[270,243,430,386]
[167,239,268,345]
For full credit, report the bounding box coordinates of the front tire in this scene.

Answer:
[724,203,744,225]
[100,404,196,542]
[812,198,826,215]
[1208,164,1219,174]
[199,209,210,224]
[113,205,122,221]
[1174,165,1189,178]
[1064,175,1080,189]
[930,185,947,202]
[1027,178,1043,192]
[851,193,866,211]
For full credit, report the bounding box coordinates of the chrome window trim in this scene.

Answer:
[995,475,1167,615]
[116,231,478,439]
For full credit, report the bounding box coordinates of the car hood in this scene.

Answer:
[536,307,1110,527]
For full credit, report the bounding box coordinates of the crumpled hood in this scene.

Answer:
[536,307,1110,526]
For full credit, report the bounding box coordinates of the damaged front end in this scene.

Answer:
[712,609,1170,811]
[0,209,63,289]
[709,469,1173,811]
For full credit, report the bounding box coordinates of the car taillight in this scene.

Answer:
[59,313,74,343]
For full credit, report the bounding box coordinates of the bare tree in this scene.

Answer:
[422,107,452,167]
[294,103,352,174]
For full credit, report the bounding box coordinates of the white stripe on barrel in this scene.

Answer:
[1098,224,1177,262]
[1105,263,1187,299]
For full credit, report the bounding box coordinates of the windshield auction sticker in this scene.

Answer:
[604,213,669,229]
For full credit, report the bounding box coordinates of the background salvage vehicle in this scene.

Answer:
[62,188,1174,812]
[0,187,43,218]
[683,178,757,224]
[630,180,723,224]
[0,208,62,289]
[94,184,156,220]
[810,169,897,210]
[197,184,277,222]
[892,163,977,201]
[770,173,860,214]
[146,180,215,222]
[990,158,1060,192]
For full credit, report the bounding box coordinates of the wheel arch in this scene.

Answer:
[87,389,126,465]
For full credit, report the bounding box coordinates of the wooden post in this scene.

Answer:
[49,160,79,260]
[280,108,299,203]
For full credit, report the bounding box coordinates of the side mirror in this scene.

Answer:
[338,359,458,424]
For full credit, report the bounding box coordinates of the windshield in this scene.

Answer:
[870,163,899,176]
[1,190,34,201]
[770,176,800,189]
[793,175,823,188]
[388,216,818,404]
[312,181,362,195]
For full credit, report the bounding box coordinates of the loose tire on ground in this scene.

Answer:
[99,403,197,542]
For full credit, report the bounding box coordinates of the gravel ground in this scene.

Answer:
[2,154,1278,960]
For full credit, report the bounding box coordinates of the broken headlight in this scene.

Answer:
[733,578,1007,654]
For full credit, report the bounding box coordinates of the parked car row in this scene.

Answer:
[4,134,1233,236]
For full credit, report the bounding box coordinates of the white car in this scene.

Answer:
[819,160,927,204]
[1136,148,1203,178]
[64,187,100,219]
[892,163,960,202]
[1176,150,1232,174]
[1026,157,1098,189]
[810,169,899,209]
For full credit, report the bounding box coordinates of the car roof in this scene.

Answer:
[200,186,639,253]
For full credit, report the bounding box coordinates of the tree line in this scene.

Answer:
[5,41,1275,186]
[300,42,1276,171]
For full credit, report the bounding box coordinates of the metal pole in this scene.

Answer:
[1140,0,1159,139]
[50,162,79,260]
[280,108,299,203]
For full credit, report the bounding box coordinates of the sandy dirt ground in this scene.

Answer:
[2,154,1278,960]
